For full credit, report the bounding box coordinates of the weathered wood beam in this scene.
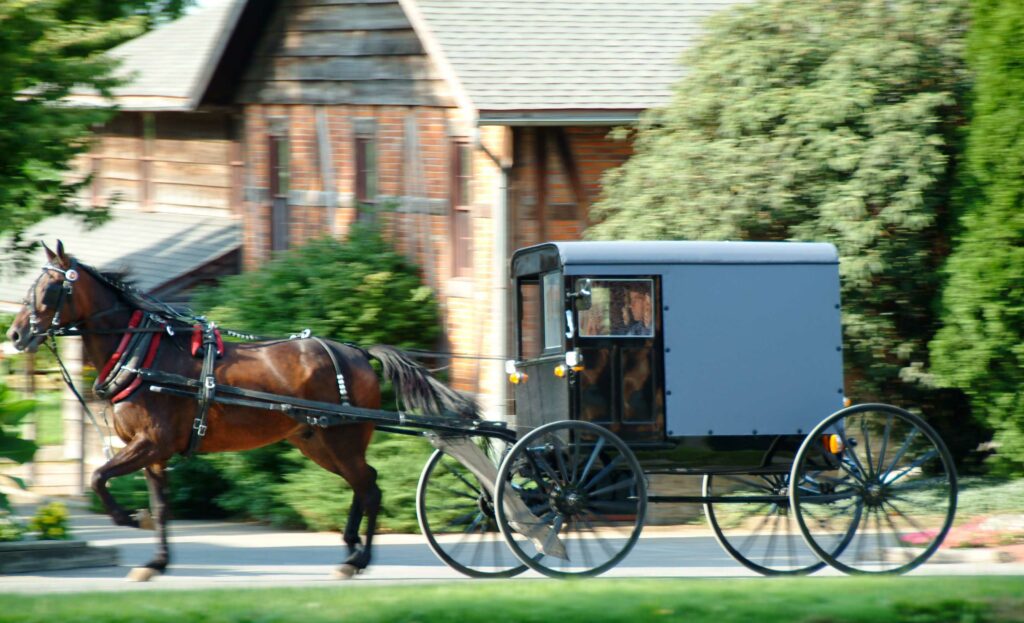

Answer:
[534,127,547,243]
[552,127,587,223]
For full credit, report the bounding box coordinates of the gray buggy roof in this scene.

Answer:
[511,241,838,277]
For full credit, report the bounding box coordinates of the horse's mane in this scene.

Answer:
[75,260,195,325]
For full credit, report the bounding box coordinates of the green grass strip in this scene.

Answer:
[0,576,1022,623]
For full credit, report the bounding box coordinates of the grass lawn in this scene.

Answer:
[0,577,1022,623]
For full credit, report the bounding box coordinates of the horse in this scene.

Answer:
[5,241,477,581]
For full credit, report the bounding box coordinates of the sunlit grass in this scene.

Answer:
[0,577,1021,623]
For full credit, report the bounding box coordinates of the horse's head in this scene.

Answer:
[6,240,86,352]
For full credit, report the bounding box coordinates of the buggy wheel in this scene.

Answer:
[790,403,958,575]
[416,439,528,578]
[494,420,647,578]
[703,473,832,576]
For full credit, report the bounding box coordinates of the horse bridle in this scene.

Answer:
[26,262,79,338]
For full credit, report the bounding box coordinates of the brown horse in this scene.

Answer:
[5,241,476,581]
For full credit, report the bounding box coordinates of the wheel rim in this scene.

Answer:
[704,473,827,575]
[417,440,528,578]
[790,404,958,575]
[495,420,647,578]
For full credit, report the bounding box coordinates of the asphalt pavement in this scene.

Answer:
[1,505,1022,593]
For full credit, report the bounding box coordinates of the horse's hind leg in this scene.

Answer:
[289,424,380,579]
[343,496,364,555]
[337,463,380,578]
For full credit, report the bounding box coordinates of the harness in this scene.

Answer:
[24,260,353,459]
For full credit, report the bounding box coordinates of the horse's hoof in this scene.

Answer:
[126,566,159,582]
[133,510,155,531]
[331,564,362,580]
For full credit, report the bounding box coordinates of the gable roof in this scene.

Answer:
[70,0,248,111]
[101,0,744,118]
[403,0,745,122]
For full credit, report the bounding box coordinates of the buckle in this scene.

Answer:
[204,376,216,390]
[193,420,208,436]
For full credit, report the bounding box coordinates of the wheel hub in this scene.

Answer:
[554,488,586,515]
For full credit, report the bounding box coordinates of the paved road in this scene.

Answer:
[1,508,1021,593]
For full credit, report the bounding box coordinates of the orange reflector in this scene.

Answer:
[509,372,528,385]
[554,364,568,378]
[571,365,584,373]
[843,397,852,408]
[825,434,844,454]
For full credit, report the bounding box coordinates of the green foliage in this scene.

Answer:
[930,0,1024,473]
[194,223,440,349]
[0,382,38,512]
[27,501,70,540]
[0,510,26,542]
[590,0,969,407]
[183,226,443,531]
[0,0,190,260]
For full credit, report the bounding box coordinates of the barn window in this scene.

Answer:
[355,127,377,222]
[451,140,473,277]
[269,134,290,251]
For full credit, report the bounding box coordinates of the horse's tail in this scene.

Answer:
[366,345,480,420]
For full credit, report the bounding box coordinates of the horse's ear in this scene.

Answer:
[55,240,69,267]
[41,241,55,262]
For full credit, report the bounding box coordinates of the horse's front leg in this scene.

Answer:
[91,435,162,528]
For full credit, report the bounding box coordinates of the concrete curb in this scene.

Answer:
[0,540,119,574]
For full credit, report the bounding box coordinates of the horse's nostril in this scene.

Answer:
[6,328,19,344]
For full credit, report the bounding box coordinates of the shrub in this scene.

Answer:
[0,510,25,542]
[28,501,70,540]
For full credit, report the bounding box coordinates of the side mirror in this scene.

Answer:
[572,279,592,311]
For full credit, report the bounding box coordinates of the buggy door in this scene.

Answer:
[512,271,569,430]
[571,277,663,443]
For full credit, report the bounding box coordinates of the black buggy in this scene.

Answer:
[416,241,958,578]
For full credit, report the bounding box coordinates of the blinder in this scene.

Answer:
[41,282,63,308]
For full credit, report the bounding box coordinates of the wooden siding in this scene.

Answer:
[85,112,240,215]
[239,0,452,107]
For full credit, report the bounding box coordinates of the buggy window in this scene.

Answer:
[579,279,654,338]
[518,280,541,359]
[542,272,563,351]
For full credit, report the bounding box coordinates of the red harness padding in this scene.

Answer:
[191,325,224,358]
[96,310,144,386]
[111,323,165,404]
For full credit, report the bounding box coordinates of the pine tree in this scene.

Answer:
[590,0,970,406]
[931,0,1024,472]
[0,0,190,257]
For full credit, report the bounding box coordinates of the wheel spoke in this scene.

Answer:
[531,448,566,488]
[883,427,920,479]
[579,437,606,484]
[860,417,875,479]
[876,414,894,476]
[885,449,938,485]
[881,498,929,537]
[443,462,482,496]
[589,476,636,499]
[552,438,571,483]
[583,454,623,491]
[580,512,622,559]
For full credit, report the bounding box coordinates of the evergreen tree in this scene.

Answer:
[931,0,1024,472]
[590,0,970,406]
